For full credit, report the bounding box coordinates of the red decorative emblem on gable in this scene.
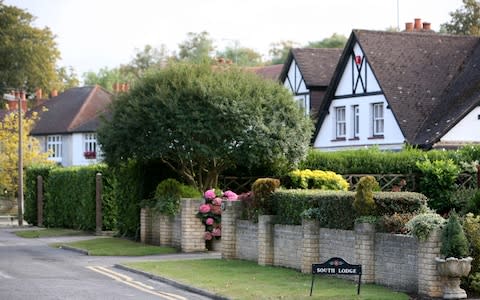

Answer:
[355,55,362,65]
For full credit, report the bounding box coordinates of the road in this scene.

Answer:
[0,227,219,300]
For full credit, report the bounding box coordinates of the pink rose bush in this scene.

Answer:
[196,188,238,240]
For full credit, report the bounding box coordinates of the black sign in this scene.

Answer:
[310,257,362,296]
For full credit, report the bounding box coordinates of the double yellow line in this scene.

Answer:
[86,266,186,300]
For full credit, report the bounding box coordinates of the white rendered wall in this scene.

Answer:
[283,59,310,114]
[440,106,480,142]
[313,94,405,150]
[71,132,98,166]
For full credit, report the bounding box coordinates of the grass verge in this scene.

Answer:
[15,228,88,238]
[58,237,178,256]
[124,259,409,300]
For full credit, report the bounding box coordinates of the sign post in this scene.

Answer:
[310,257,362,296]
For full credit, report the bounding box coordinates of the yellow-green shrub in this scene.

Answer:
[353,176,379,216]
[288,169,349,191]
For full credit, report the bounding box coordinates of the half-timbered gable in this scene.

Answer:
[280,48,342,117]
[313,29,480,150]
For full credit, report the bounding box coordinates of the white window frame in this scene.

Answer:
[47,135,62,160]
[84,133,97,153]
[372,103,384,135]
[352,105,359,138]
[335,106,346,139]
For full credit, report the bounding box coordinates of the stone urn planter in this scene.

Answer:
[435,257,473,299]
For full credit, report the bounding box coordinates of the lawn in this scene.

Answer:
[124,259,410,300]
[58,237,178,256]
[15,228,88,238]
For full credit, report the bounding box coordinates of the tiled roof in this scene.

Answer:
[318,30,480,147]
[30,86,112,135]
[247,64,283,81]
[280,48,343,87]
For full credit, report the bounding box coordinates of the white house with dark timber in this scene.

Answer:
[313,28,480,150]
[280,48,342,118]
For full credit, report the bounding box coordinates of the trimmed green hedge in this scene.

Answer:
[272,189,428,229]
[25,164,116,231]
[42,164,116,231]
[24,164,55,225]
[299,147,457,174]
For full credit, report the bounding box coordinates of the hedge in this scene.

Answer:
[24,164,55,225]
[299,147,459,174]
[25,164,117,231]
[42,164,116,231]
[272,189,428,229]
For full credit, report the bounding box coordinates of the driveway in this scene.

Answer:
[0,227,220,300]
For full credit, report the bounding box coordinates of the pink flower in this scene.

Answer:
[212,197,222,206]
[204,231,213,240]
[206,218,214,225]
[223,190,238,201]
[199,204,211,214]
[212,227,221,237]
[204,189,216,200]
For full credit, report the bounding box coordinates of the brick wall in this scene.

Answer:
[375,233,418,292]
[319,228,355,264]
[236,220,258,261]
[274,224,302,269]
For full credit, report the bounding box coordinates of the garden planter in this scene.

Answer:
[435,257,473,299]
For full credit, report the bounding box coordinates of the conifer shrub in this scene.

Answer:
[353,176,379,216]
[288,169,349,190]
[441,211,469,258]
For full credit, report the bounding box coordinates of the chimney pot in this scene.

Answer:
[405,22,414,32]
[51,89,58,97]
[35,88,42,100]
[423,22,431,31]
[414,18,421,30]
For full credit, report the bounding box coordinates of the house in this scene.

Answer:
[249,64,284,81]
[313,24,480,151]
[279,48,343,117]
[30,86,112,166]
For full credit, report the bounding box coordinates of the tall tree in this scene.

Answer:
[0,2,61,92]
[98,63,313,191]
[0,110,51,195]
[120,44,171,79]
[216,41,263,66]
[441,0,480,35]
[306,33,348,48]
[55,66,80,91]
[267,40,299,65]
[83,67,133,92]
[178,31,214,62]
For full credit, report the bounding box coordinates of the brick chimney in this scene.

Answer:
[7,91,27,112]
[51,89,58,97]
[405,22,413,32]
[423,22,431,31]
[414,18,422,30]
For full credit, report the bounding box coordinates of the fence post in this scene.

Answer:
[37,175,43,227]
[95,173,102,234]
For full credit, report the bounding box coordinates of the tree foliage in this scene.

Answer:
[0,109,52,195]
[83,67,134,92]
[216,42,263,66]
[0,2,61,92]
[441,0,480,35]
[267,40,299,65]
[98,62,312,191]
[178,31,214,62]
[306,33,347,48]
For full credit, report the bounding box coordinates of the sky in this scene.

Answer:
[5,0,464,78]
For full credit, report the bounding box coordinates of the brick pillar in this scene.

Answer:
[417,229,442,298]
[354,222,375,283]
[301,219,320,273]
[221,200,242,259]
[180,198,205,252]
[140,208,152,244]
[159,214,173,246]
[258,215,275,266]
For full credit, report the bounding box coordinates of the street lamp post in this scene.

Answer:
[3,91,24,226]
